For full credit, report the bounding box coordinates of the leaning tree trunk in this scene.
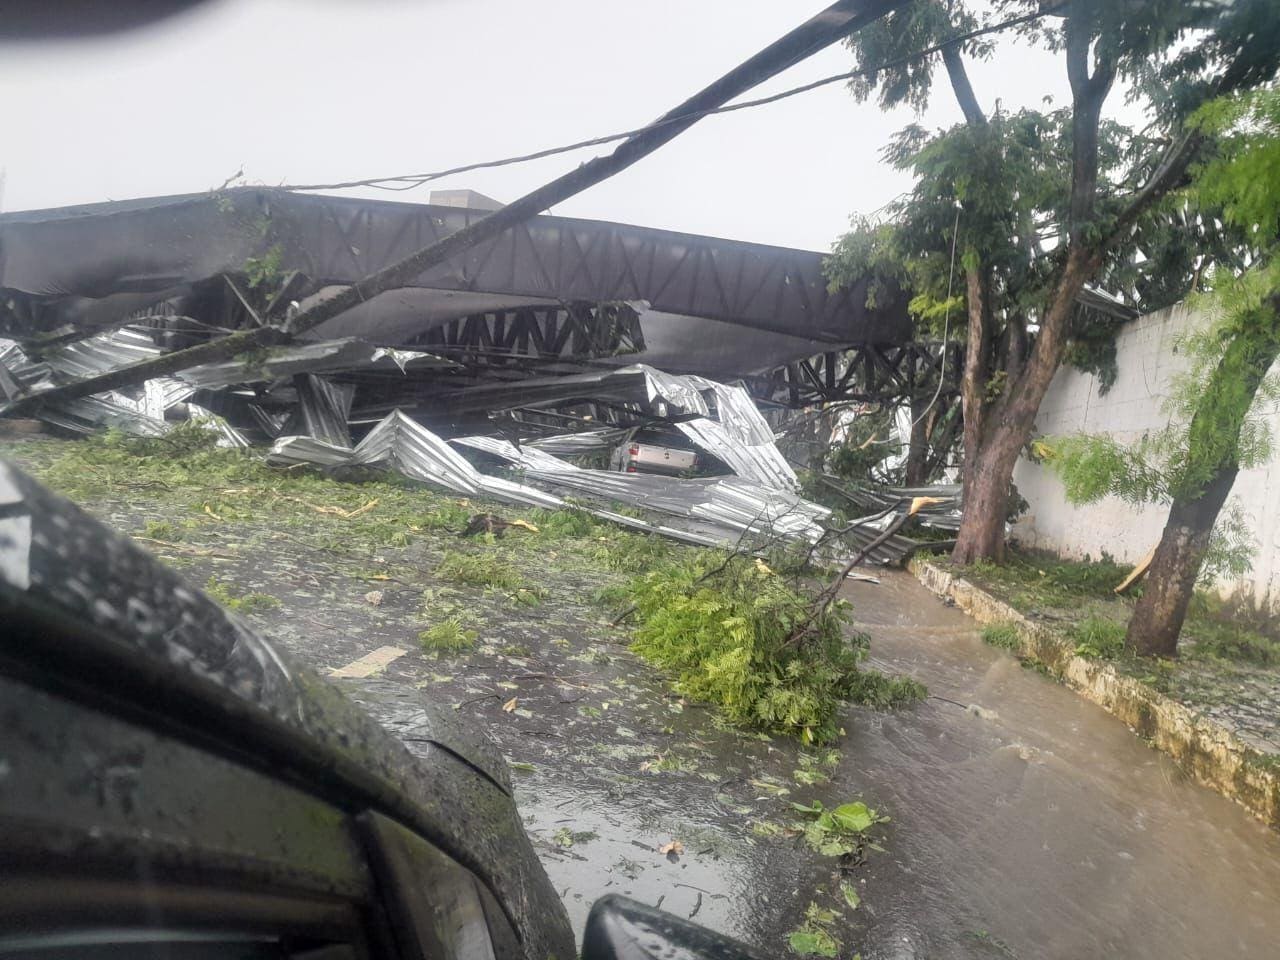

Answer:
[1126,316,1280,656]
[1127,469,1238,657]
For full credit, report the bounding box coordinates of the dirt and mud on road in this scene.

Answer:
[6,435,1280,960]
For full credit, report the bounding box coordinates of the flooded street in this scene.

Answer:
[6,441,1278,958]
[365,571,1280,958]
[829,572,1280,958]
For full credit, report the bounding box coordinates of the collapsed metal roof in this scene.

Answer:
[0,188,910,380]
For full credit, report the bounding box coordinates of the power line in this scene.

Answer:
[278,5,1063,195]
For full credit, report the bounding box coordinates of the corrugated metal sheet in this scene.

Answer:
[452,435,829,544]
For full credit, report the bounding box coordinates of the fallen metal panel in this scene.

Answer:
[451,435,829,544]
[526,428,630,456]
[348,410,481,493]
[266,410,566,511]
[177,338,442,389]
[188,402,252,449]
[34,395,169,437]
[287,374,354,447]
[267,435,355,467]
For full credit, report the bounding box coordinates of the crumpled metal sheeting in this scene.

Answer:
[35,395,170,437]
[188,403,252,450]
[690,476,827,541]
[1,328,165,396]
[473,475,566,510]
[177,338,452,389]
[370,346,444,372]
[267,435,355,467]
[586,507,727,549]
[453,435,829,544]
[843,527,930,566]
[526,428,630,457]
[697,378,777,448]
[619,363,798,491]
[452,435,582,474]
[42,327,164,382]
[519,470,827,543]
[286,375,354,447]
[141,377,198,420]
[349,410,480,493]
[675,416,797,491]
[0,338,52,393]
[249,404,293,439]
[266,410,567,511]
[629,363,711,418]
[827,478,963,531]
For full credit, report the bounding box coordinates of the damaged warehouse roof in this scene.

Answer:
[0,189,954,564]
[0,188,910,377]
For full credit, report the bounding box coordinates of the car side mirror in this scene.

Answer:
[583,895,766,960]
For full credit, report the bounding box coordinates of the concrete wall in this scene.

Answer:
[1011,302,1280,609]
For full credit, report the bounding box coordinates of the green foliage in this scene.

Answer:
[1185,618,1280,666]
[143,519,179,540]
[615,552,921,744]
[417,500,473,531]
[533,507,602,539]
[435,551,524,592]
[1042,433,1167,505]
[418,617,478,653]
[787,902,840,958]
[828,1,1280,465]
[1192,87,1280,240]
[981,622,1021,651]
[825,408,896,482]
[964,551,1131,608]
[842,671,928,709]
[793,748,841,787]
[1070,615,1127,660]
[790,798,889,858]
[244,244,284,290]
[1198,500,1258,586]
[204,576,280,614]
[592,532,673,574]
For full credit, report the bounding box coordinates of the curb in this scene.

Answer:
[909,558,1280,831]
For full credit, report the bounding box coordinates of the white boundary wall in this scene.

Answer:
[1011,302,1280,609]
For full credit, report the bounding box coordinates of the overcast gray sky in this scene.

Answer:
[0,0,1092,251]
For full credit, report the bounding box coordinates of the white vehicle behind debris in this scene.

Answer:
[612,440,700,476]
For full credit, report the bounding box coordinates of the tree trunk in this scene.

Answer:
[952,249,1098,563]
[957,266,991,497]
[1126,311,1280,656]
[949,415,1025,562]
[1126,469,1237,657]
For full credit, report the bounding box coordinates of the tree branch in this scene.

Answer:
[1064,7,1116,245]
[1102,127,1204,249]
[941,44,986,127]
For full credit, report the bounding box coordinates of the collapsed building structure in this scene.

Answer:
[0,188,963,560]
